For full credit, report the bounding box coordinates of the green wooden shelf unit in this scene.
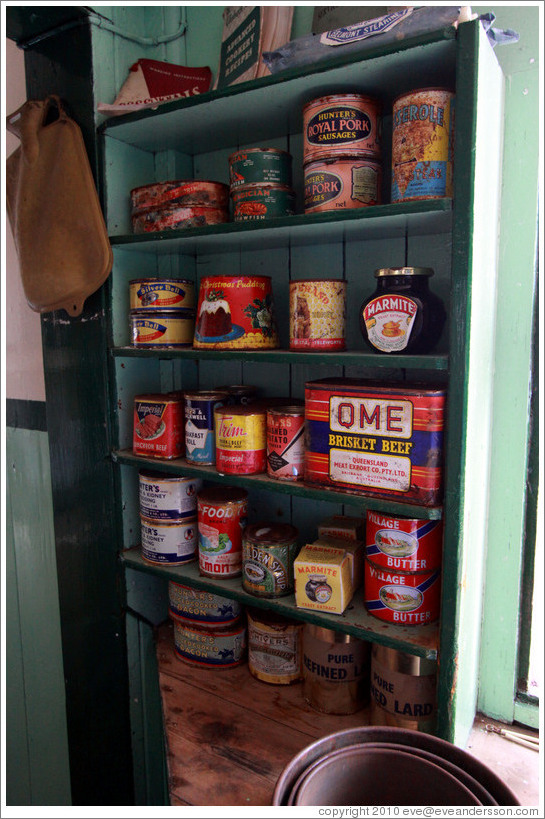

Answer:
[102,19,504,748]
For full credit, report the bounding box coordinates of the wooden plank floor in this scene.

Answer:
[156,621,371,807]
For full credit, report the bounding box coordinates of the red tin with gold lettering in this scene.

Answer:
[364,559,441,626]
[365,511,443,573]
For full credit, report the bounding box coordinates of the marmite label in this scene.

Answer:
[363,295,418,352]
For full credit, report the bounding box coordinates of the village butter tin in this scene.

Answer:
[304,156,382,213]
[129,278,195,311]
[130,180,229,212]
[184,390,229,465]
[197,486,248,578]
[140,516,197,565]
[133,393,185,459]
[132,204,228,233]
[266,405,306,481]
[229,148,292,189]
[303,93,381,163]
[370,645,437,732]
[289,279,346,351]
[172,619,247,668]
[242,523,300,598]
[247,608,303,685]
[304,378,446,506]
[193,275,279,350]
[168,581,242,628]
[130,309,195,347]
[366,511,443,572]
[364,559,441,625]
[231,184,296,221]
[214,404,267,475]
[139,471,202,522]
[302,624,370,714]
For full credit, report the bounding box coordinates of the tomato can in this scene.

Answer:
[168,581,242,628]
[370,644,437,732]
[138,471,201,522]
[129,278,195,311]
[266,406,306,481]
[229,148,292,189]
[303,93,381,163]
[366,511,443,572]
[184,390,229,465]
[391,88,455,202]
[304,156,382,213]
[364,558,441,625]
[242,523,300,598]
[194,275,279,350]
[140,516,197,565]
[231,184,296,221]
[197,486,248,578]
[130,180,229,212]
[302,624,370,714]
[289,279,346,351]
[214,404,267,475]
[133,393,184,459]
[130,309,195,347]
[132,204,228,233]
[172,619,247,668]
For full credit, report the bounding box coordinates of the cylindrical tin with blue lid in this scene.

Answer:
[184,390,229,465]
[138,471,202,522]
[168,581,243,628]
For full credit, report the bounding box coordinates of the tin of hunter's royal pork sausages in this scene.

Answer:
[289,279,346,351]
[304,378,446,506]
[197,486,248,578]
[229,148,293,190]
[303,93,381,163]
[214,404,267,475]
[129,278,195,311]
[366,511,443,573]
[267,405,305,481]
[304,156,382,213]
[133,393,185,459]
[364,559,441,625]
[130,180,229,213]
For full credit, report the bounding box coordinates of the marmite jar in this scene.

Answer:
[359,267,446,354]
[305,575,332,603]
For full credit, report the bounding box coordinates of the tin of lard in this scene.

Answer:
[130,180,229,212]
[303,93,381,163]
[184,391,229,465]
[129,278,195,311]
[229,148,293,189]
[140,516,197,565]
[130,309,195,347]
[231,184,295,221]
[133,393,184,459]
[370,645,437,732]
[303,624,370,714]
[304,156,382,213]
[366,511,443,572]
[364,559,441,625]
[304,378,446,506]
[214,404,267,475]
[172,619,247,668]
[198,486,248,578]
[247,608,303,685]
[242,523,300,598]
[391,88,455,202]
[267,405,306,481]
[289,279,346,351]
[194,275,279,350]
[132,204,228,233]
[138,471,201,522]
[168,581,242,628]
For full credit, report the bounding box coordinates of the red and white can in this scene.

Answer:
[132,204,228,234]
[304,156,382,213]
[303,93,381,163]
[364,559,441,626]
[366,512,443,572]
[130,180,229,213]
[133,393,184,459]
[266,405,305,481]
[197,486,248,578]
[214,404,267,475]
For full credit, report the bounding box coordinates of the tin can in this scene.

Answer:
[289,279,346,351]
[304,377,446,506]
[247,608,303,685]
[267,406,306,481]
[168,581,242,628]
[304,156,382,213]
[138,471,201,522]
[184,391,229,465]
[130,309,195,348]
[133,393,184,459]
[242,523,300,598]
[366,511,443,572]
[129,278,195,311]
[130,180,229,212]
[229,148,293,190]
[370,644,437,732]
[172,619,247,668]
[231,184,296,221]
[302,624,370,714]
[214,404,267,475]
[214,384,259,405]
[194,275,279,350]
[391,88,455,202]
[303,93,381,163]
[132,204,228,233]
[140,516,197,565]
[197,486,248,578]
[364,558,441,625]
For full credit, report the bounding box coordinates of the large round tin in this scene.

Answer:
[304,156,382,213]
[133,393,185,459]
[302,624,370,715]
[366,511,443,572]
[197,486,248,578]
[247,608,303,684]
[193,275,279,350]
[130,309,195,348]
[139,471,202,522]
[214,404,267,475]
[266,406,305,481]
[229,148,293,190]
[289,279,346,350]
[391,88,455,202]
[132,204,228,233]
[364,559,441,625]
[303,93,381,163]
[231,184,296,221]
[129,278,195,311]
[140,516,197,565]
[242,523,299,597]
[172,618,247,668]
[168,581,242,628]
[130,180,229,213]
[184,390,229,465]
[370,645,437,732]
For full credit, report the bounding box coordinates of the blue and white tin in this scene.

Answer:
[168,581,243,628]
[184,390,229,465]
[140,517,197,565]
[139,471,202,522]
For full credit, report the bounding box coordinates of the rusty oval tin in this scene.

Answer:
[229,148,293,189]
[391,88,455,203]
[130,180,229,212]
[289,279,346,351]
[304,156,382,213]
[247,608,303,684]
[214,384,259,405]
[130,309,195,348]
[303,93,381,163]
[129,278,195,311]
[267,405,306,481]
[131,203,229,233]
[231,184,296,221]
[172,618,247,668]
[370,644,437,732]
[242,522,300,597]
[366,511,443,573]
[168,581,243,628]
[140,516,197,565]
[364,558,441,626]
[214,404,267,475]
[133,393,185,459]
[194,275,279,350]
[197,486,248,578]
[139,471,202,522]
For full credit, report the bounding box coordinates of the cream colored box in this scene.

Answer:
[318,515,364,541]
[311,537,364,590]
[294,544,354,615]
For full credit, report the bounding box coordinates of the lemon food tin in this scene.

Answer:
[247,608,303,685]
[197,486,248,578]
[229,148,293,189]
[304,156,382,213]
[242,523,300,598]
[129,278,195,311]
[289,279,346,351]
[303,93,381,163]
[130,309,195,347]
[214,404,267,475]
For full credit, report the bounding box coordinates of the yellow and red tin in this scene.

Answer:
[214,404,267,475]
[130,180,229,212]
[266,405,306,481]
[129,278,195,311]
[193,275,279,350]
[391,88,455,203]
[304,378,446,506]
[304,156,382,213]
[231,184,296,221]
[133,393,185,459]
[138,471,201,522]
[172,618,247,668]
[130,309,195,347]
[247,608,303,685]
[364,558,441,625]
[197,486,248,578]
[168,581,243,628]
[140,516,197,565]
[303,93,381,163]
[366,511,443,573]
[289,279,346,351]
[242,523,300,598]
[132,204,228,233]
[229,148,293,190]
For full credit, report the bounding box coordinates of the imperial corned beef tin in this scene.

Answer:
[133,393,185,459]
[132,204,228,233]
[304,378,446,506]
[130,309,195,347]
[172,618,247,668]
[366,511,443,572]
[303,93,381,163]
[197,486,248,578]
[364,559,441,625]
[231,184,296,221]
[214,404,267,475]
[168,581,242,628]
[130,180,229,212]
[229,148,292,189]
[129,278,195,311]
[304,156,382,213]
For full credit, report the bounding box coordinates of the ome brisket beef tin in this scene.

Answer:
[304,378,446,506]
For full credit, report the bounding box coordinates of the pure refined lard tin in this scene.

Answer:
[231,184,296,221]
[267,405,306,481]
[140,516,197,565]
[129,278,195,311]
[130,309,195,347]
[168,581,242,628]
[184,390,229,465]
[131,204,229,233]
[302,624,370,714]
[138,471,202,522]
[303,93,381,163]
[370,644,437,732]
[229,148,293,189]
[133,393,185,459]
[214,404,267,475]
[247,608,303,685]
[197,486,248,578]
[304,156,382,213]
[304,378,446,506]
[130,180,229,212]
[242,523,300,598]
[172,618,247,668]
[364,559,441,625]
[289,279,346,351]
[366,511,443,572]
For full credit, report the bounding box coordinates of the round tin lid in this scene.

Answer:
[184,390,229,401]
[267,405,305,416]
[245,522,298,545]
[197,486,248,504]
[374,267,434,277]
